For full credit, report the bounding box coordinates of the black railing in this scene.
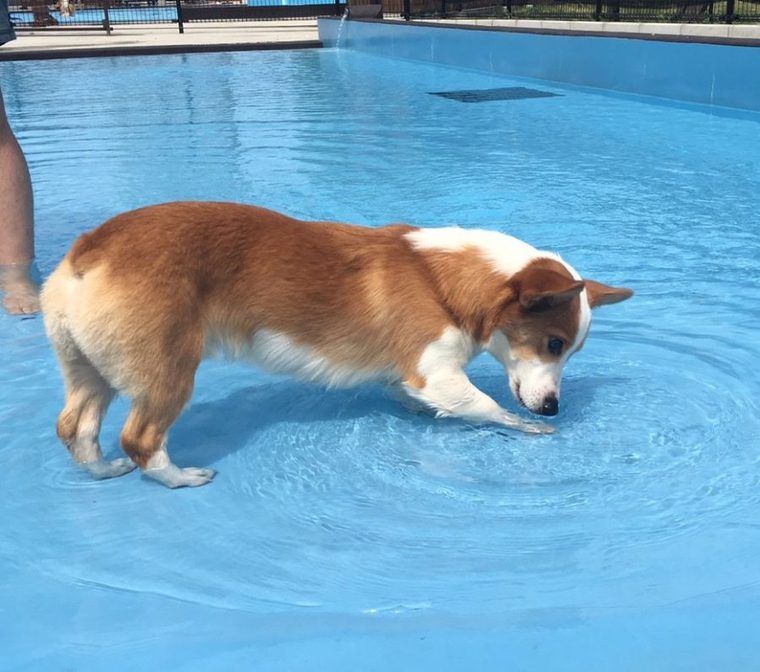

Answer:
[9,0,759,32]
[9,0,345,32]
[404,0,760,21]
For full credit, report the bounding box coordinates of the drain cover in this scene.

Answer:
[429,86,561,103]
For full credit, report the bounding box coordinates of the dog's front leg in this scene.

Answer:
[403,369,554,434]
[386,383,434,415]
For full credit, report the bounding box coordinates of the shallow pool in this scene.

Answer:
[1,49,759,670]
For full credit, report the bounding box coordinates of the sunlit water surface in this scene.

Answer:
[1,49,759,670]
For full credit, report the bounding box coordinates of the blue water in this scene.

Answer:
[1,49,760,670]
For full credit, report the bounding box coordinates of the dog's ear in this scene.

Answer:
[516,268,585,311]
[584,280,634,308]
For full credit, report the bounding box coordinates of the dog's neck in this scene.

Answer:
[414,246,516,345]
[403,227,555,344]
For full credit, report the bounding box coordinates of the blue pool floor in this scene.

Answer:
[1,48,760,670]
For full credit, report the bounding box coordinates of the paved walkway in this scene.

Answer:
[0,20,321,60]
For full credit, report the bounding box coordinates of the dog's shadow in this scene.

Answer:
[164,372,625,468]
[169,381,402,467]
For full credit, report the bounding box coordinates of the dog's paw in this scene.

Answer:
[83,457,138,480]
[143,464,216,488]
[517,421,556,435]
[498,412,555,435]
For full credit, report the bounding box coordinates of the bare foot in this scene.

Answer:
[0,263,40,315]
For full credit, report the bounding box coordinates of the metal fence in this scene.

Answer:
[9,0,759,36]
[401,0,760,22]
[376,0,402,13]
[9,0,345,33]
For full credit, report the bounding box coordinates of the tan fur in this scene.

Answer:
[503,258,583,363]
[43,203,452,468]
[409,248,515,344]
[585,279,634,307]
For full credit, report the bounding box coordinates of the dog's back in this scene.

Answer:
[41,202,445,487]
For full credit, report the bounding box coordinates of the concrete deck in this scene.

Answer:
[0,20,321,60]
[416,18,760,44]
[3,16,758,62]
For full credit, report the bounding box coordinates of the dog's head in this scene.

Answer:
[486,258,632,416]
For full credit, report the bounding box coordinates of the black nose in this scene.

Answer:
[539,395,558,416]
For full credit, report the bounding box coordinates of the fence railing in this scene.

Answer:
[10,0,759,35]
[9,0,345,33]
[399,0,760,22]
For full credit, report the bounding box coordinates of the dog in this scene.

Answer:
[41,202,632,488]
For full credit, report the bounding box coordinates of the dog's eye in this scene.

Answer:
[548,337,564,356]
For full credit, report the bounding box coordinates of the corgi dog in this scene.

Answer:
[41,202,632,488]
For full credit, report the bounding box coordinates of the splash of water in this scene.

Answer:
[336,8,350,49]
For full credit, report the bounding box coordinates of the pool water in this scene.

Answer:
[1,49,759,670]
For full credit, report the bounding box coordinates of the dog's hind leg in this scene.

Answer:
[43,262,136,479]
[121,400,215,489]
[119,343,214,489]
[54,344,136,480]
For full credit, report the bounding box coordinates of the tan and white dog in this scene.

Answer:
[41,202,632,488]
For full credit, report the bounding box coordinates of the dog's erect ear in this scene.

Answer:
[584,280,634,308]
[517,268,585,311]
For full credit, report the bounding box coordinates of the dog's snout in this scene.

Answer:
[539,394,558,416]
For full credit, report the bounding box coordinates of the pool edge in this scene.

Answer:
[323,17,760,48]
[319,18,760,112]
[0,39,323,62]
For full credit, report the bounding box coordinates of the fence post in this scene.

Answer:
[335,0,341,16]
[440,0,446,17]
[725,0,734,22]
[403,0,411,20]
[103,0,112,35]
[594,0,602,20]
[176,0,185,33]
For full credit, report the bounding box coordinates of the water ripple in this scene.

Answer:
[1,49,759,634]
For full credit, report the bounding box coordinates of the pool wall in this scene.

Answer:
[318,18,760,111]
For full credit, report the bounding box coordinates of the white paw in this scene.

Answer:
[82,457,137,480]
[498,412,555,435]
[517,421,556,435]
[143,464,216,488]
